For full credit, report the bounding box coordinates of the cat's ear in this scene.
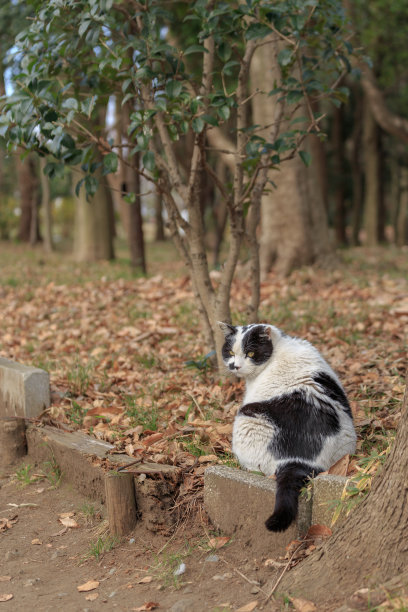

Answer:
[260,326,273,340]
[217,321,236,337]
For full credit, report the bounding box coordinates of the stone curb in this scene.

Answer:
[0,357,50,418]
[204,465,347,555]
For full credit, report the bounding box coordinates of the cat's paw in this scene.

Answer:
[265,512,293,532]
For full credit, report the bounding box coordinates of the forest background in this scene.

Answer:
[0,1,408,610]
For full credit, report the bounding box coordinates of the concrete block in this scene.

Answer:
[204,465,312,556]
[312,474,348,527]
[0,357,50,418]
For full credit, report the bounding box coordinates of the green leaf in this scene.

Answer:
[103,152,118,174]
[278,48,293,67]
[62,98,78,111]
[217,41,231,62]
[192,117,205,133]
[166,80,182,99]
[201,113,218,127]
[184,44,207,55]
[142,151,155,172]
[299,150,312,167]
[61,133,75,149]
[218,105,230,121]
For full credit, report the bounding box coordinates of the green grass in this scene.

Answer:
[66,359,96,396]
[124,394,160,431]
[83,534,119,562]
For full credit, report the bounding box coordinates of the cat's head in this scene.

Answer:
[218,322,275,378]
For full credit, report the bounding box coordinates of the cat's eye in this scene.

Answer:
[247,351,255,358]
[229,350,234,356]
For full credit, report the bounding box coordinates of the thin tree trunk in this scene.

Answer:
[17,155,38,243]
[333,105,347,244]
[126,153,146,273]
[279,377,408,607]
[396,167,408,246]
[39,158,53,252]
[363,103,381,246]
[350,86,364,246]
[154,190,165,242]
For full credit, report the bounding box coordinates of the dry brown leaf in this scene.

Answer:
[306,524,332,538]
[137,576,154,584]
[77,580,100,592]
[131,603,160,611]
[58,517,79,528]
[0,578,11,583]
[208,536,230,550]
[58,512,75,519]
[143,432,164,446]
[198,454,218,463]
[85,593,99,601]
[31,538,42,545]
[235,602,258,612]
[328,454,349,476]
[290,596,317,612]
[0,594,13,602]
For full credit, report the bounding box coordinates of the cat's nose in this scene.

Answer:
[229,363,240,371]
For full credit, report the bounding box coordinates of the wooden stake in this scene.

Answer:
[104,471,138,536]
[0,418,27,466]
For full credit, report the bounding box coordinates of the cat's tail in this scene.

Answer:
[265,461,321,532]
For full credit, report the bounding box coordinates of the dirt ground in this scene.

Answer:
[0,458,290,612]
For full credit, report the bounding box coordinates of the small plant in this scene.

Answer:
[124,395,159,431]
[330,443,392,525]
[42,454,62,488]
[15,463,41,486]
[185,350,215,378]
[181,435,209,457]
[66,400,87,426]
[152,543,193,589]
[84,534,119,562]
[67,359,95,396]
[79,503,98,524]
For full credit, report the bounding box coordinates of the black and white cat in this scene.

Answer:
[218,322,356,532]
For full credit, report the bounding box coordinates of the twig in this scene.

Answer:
[117,458,143,472]
[221,558,268,596]
[262,542,305,605]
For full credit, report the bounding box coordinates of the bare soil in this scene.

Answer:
[0,459,287,612]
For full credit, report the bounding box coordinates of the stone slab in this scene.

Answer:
[0,357,50,418]
[312,473,348,527]
[26,425,179,504]
[204,465,312,556]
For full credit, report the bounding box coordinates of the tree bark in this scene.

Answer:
[105,472,138,536]
[363,102,381,247]
[396,167,408,246]
[126,154,146,274]
[17,155,39,243]
[350,86,364,246]
[154,189,165,242]
[279,376,408,607]
[251,36,332,278]
[39,158,53,252]
[332,105,347,245]
[73,168,115,262]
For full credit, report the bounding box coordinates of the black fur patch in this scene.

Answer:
[240,390,340,460]
[242,326,273,365]
[313,372,353,418]
[221,328,237,363]
[265,461,321,532]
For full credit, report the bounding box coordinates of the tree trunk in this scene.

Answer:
[125,153,146,274]
[17,155,39,243]
[73,168,115,262]
[154,190,165,242]
[350,86,364,246]
[39,158,53,252]
[279,377,408,607]
[251,36,332,277]
[332,105,347,245]
[396,167,408,246]
[363,103,381,247]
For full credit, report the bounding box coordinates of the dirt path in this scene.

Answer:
[0,461,286,612]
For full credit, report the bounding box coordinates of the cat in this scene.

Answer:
[218,322,357,532]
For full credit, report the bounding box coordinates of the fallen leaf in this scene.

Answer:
[328,454,349,476]
[58,512,75,519]
[290,596,317,612]
[0,594,13,602]
[306,524,332,538]
[85,593,99,601]
[137,576,153,584]
[198,454,218,463]
[77,580,100,592]
[143,432,164,446]
[208,536,230,550]
[58,517,79,528]
[31,538,42,545]
[131,603,160,611]
[235,602,258,612]
[0,578,11,583]
[0,517,17,532]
